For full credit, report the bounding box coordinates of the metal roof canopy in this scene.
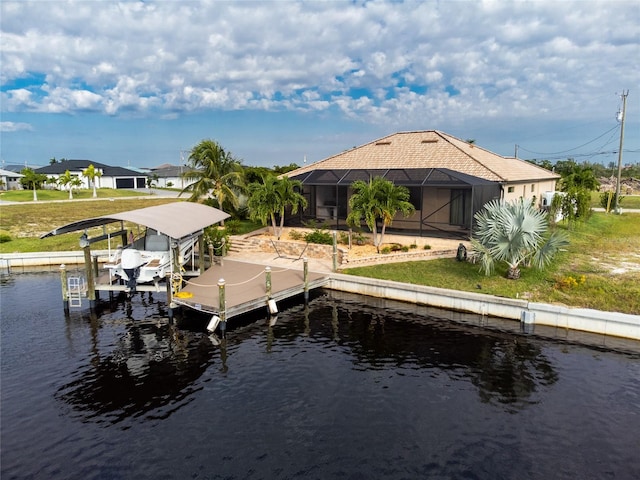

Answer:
[41,202,230,241]
[290,168,497,187]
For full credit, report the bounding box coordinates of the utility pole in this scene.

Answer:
[614,90,629,214]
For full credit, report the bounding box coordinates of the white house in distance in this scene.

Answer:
[0,168,24,190]
[36,160,147,190]
[143,163,194,190]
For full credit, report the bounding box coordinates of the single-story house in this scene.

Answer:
[36,160,147,191]
[284,130,560,238]
[0,168,24,190]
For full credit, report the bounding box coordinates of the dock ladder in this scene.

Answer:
[67,276,86,308]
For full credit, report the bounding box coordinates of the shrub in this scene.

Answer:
[224,219,242,235]
[304,229,333,245]
[288,230,304,241]
[0,233,11,243]
[423,244,431,250]
[599,192,624,210]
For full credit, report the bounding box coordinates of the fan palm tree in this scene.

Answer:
[181,139,244,212]
[470,199,569,279]
[247,174,307,239]
[346,176,415,253]
[82,164,102,198]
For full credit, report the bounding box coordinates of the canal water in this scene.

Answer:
[1,271,639,480]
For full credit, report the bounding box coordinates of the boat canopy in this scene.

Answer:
[41,202,230,241]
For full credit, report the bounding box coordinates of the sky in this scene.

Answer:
[1,0,639,171]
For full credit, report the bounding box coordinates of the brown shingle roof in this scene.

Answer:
[286,130,559,183]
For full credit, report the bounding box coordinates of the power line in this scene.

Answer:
[518,124,620,156]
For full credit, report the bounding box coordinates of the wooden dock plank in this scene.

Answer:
[173,259,328,317]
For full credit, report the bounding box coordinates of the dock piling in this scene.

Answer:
[60,264,69,314]
[218,278,227,335]
[303,257,309,302]
[265,266,272,300]
[83,245,96,312]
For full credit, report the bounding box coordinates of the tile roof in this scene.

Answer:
[286,130,559,183]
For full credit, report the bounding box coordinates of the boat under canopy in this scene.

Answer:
[42,202,230,292]
[41,202,229,241]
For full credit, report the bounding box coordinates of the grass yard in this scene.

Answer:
[0,197,180,253]
[0,188,150,203]
[342,212,640,315]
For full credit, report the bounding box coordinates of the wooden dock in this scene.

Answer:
[171,259,329,319]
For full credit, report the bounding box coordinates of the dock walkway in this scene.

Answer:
[172,258,329,318]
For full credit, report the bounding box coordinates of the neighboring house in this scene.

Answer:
[0,168,24,190]
[284,130,560,238]
[144,163,193,190]
[36,160,147,190]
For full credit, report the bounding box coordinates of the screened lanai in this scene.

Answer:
[287,168,501,238]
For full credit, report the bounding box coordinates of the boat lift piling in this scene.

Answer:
[60,264,69,314]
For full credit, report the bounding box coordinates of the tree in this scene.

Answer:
[470,199,569,279]
[57,170,82,199]
[181,139,244,213]
[82,164,102,198]
[346,176,415,253]
[19,168,47,201]
[247,174,307,239]
[557,163,599,224]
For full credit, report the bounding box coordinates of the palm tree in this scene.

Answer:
[247,174,307,239]
[180,139,244,213]
[57,170,81,199]
[82,164,102,198]
[19,168,47,201]
[470,198,569,279]
[346,176,415,253]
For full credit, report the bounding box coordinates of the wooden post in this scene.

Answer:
[198,234,205,273]
[83,245,96,312]
[208,243,214,267]
[60,264,69,314]
[218,278,226,336]
[265,266,272,300]
[166,272,175,322]
[303,257,309,302]
[332,231,338,272]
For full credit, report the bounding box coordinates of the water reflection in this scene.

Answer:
[56,289,559,426]
[273,294,559,410]
[56,295,217,426]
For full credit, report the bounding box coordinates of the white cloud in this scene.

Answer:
[0,0,638,128]
[0,121,33,132]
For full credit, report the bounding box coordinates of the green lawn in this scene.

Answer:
[0,188,150,202]
[342,212,640,315]
[591,191,640,209]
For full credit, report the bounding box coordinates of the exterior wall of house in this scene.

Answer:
[1,175,23,190]
[502,179,557,207]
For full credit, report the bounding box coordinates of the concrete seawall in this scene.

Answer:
[327,273,640,341]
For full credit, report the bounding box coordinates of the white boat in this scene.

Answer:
[105,228,199,291]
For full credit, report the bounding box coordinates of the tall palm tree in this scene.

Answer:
[57,170,76,199]
[180,139,244,213]
[82,164,102,198]
[470,198,569,279]
[346,176,415,252]
[247,174,307,239]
